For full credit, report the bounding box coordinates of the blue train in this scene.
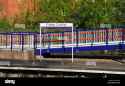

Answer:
[0,28,124,56]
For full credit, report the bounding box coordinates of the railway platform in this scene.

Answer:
[0,58,125,78]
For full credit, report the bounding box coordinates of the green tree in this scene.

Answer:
[37,0,79,22]
[71,0,118,28]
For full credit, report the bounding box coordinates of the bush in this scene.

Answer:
[0,20,10,28]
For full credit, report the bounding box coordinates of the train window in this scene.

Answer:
[58,33,63,40]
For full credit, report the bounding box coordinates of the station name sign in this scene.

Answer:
[40,23,73,28]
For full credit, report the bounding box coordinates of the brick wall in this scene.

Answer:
[0,50,34,61]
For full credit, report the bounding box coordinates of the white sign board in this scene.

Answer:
[100,24,111,28]
[40,23,73,28]
[40,23,74,63]
[14,24,25,29]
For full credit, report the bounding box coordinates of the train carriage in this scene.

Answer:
[0,28,124,56]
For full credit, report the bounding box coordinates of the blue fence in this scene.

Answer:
[0,28,124,56]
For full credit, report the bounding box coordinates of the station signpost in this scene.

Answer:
[40,23,74,63]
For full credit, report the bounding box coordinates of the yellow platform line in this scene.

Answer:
[38,57,116,62]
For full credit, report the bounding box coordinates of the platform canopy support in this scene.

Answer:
[40,23,74,63]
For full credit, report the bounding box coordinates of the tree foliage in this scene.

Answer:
[36,0,125,28]
[0,0,125,31]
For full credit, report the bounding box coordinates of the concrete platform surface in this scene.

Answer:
[0,58,125,74]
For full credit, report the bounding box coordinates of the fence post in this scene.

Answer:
[48,33,51,52]
[6,33,8,48]
[105,28,109,54]
[122,28,124,44]
[106,28,108,46]
[10,33,13,52]
[91,29,94,46]
[21,33,24,52]
[62,32,65,53]
[33,34,36,55]
[76,29,79,53]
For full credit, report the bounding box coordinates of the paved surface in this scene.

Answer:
[0,58,125,74]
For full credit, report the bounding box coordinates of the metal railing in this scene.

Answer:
[0,28,124,52]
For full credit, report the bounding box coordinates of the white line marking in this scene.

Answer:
[0,66,125,75]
